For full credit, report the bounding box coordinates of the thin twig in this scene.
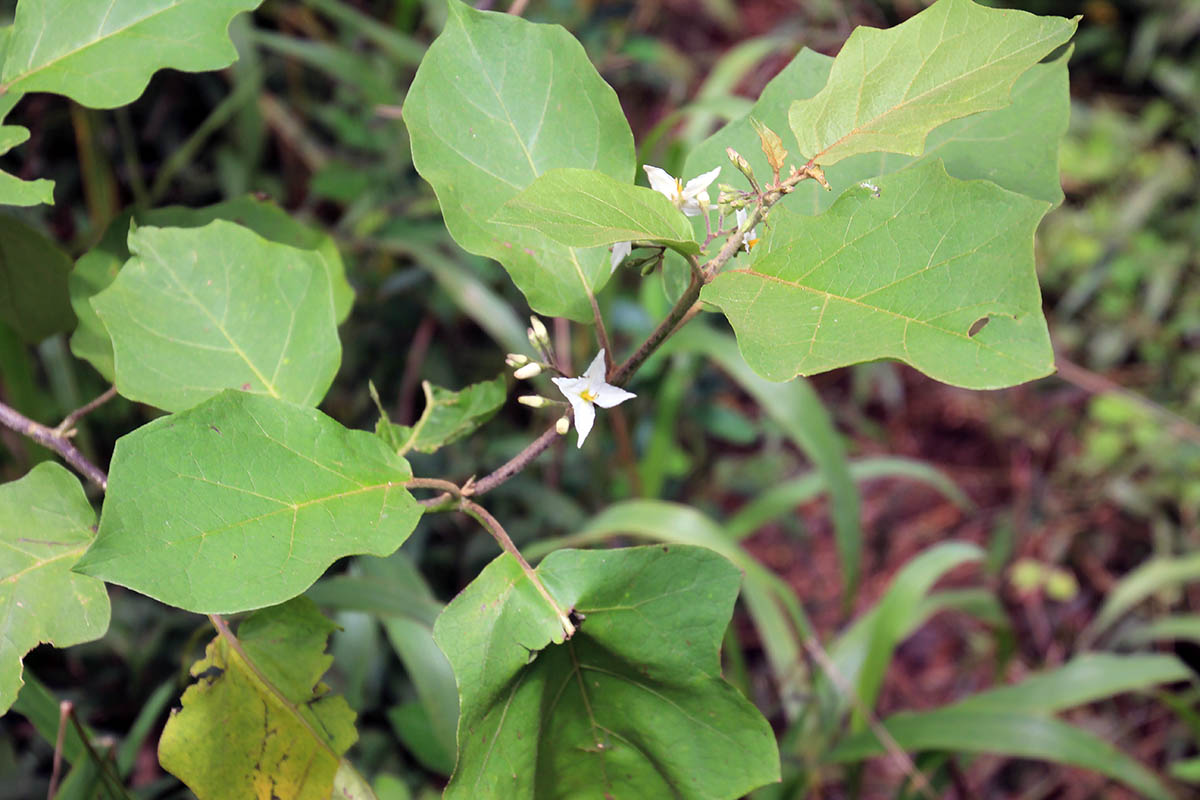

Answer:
[47,701,71,800]
[507,0,530,15]
[800,636,936,800]
[64,704,133,799]
[54,386,118,437]
[0,401,107,489]
[471,422,563,496]
[460,498,575,638]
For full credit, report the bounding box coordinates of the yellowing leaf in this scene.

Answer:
[158,598,357,800]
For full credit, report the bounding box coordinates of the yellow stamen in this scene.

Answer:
[579,389,598,403]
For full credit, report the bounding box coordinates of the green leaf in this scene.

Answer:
[702,160,1053,389]
[69,198,354,381]
[1084,553,1200,643]
[144,196,354,322]
[723,456,970,542]
[953,653,1191,714]
[0,125,54,206]
[0,0,263,108]
[688,46,1072,222]
[787,0,1077,166]
[0,215,74,343]
[377,376,507,456]
[828,709,1172,800]
[1123,614,1200,646]
[434,545,779,799]
[74,391,422,614]
[523,500,818,722]
[90,220,341,411]
[403,0,635,322]
[0,463,111,714]
[843,541,982,729]
[493,168,700,255]
[158,597,357,800]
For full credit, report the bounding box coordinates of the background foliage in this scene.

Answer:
[1,0,1198,798]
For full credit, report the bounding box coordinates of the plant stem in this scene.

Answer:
[610,274,703,387]
[0,400,108,489]
[471,421,563,496]
[459,498,576,638]
[54,385,118,436]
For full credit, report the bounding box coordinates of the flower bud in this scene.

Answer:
[555,416,571,435]
[527,316,550,350]
[505,353,529,367]
[518,394,548,408]
[726,147,755,183]
[513,362,542,380]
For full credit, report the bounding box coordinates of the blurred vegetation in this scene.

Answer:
[0,0,1198,797]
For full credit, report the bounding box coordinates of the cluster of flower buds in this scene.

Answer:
[717,184,750,216]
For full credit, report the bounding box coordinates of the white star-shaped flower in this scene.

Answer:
[643,165,721,217]
[551,349,636,448]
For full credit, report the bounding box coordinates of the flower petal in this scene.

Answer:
[611,241,632,273]
[682,166,721,198]
[551,375,588,402]
[581,349,608,383]
[591,383,636,409]
[643,165,679,200]
[572,401,596,448]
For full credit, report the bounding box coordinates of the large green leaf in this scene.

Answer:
[158,598,357,800]
[0,0,262,108]
[0,463,110,715]
[74,391,422,614]
[0,125,53,206]
[90,221,341,411]
[702,160,1053,389]
[0,215,74,343]
[434,545,779,799]
[69,198,354,381]
[524,500,817,720]
[686,47,1072,222]
[376,376,507,456]
[787,0,1077,166]
[493,168,700,255]
[828,709,1172,800]
[403,0,635,321]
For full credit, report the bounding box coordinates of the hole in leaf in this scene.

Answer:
[968,317,990,337]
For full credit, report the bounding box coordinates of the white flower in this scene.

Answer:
[611,240,632,273]
[550,349,636,448]
[735,208,759,253]
[643,165,721,217]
